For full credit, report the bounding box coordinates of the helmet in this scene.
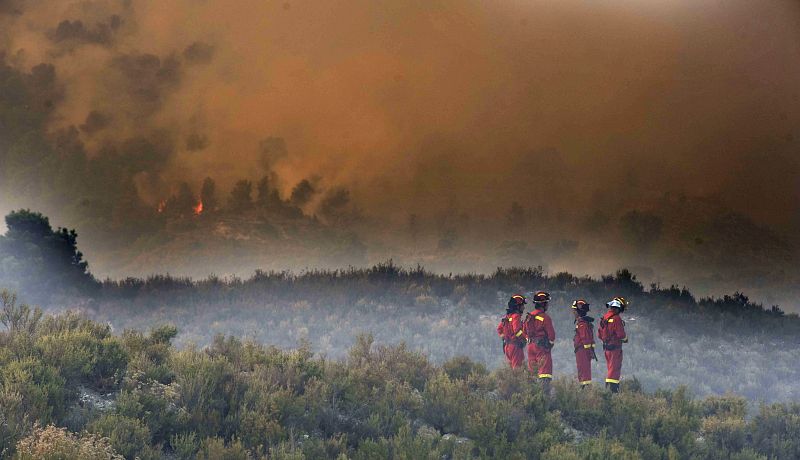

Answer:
[508,294,527,311]
[533,291,551,303]
[606,297,628,312]
[571,299,590,311]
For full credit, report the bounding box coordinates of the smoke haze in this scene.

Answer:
[1,0,798,306]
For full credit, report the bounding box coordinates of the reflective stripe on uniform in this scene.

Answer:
[608,319,614,323]
[515,330,524,337]
[605,378,620,384]
[535,316,544,321]
[580,380,592,385]
[583,344,594,349]
[539,374,552,379]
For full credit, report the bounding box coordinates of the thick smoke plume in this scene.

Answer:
[0,0,798,306]
[2,0,797,221]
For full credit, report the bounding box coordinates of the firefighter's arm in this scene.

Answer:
[545,315,556,346]
[619,319,628,343]
[578,323,595,348]
[512,315,526,341]
[497,321,504,338]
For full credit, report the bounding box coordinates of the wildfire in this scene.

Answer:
[193,201,204,215]
[157,200,166,213]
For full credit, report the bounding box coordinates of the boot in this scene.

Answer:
[609,382,619,393]
[540,378,552,398]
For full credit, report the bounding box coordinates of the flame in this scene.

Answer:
[157,200,166,213]
[193,201,204,215]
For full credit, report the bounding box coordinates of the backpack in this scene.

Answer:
[500,315,517,341]
[598,316,609,342]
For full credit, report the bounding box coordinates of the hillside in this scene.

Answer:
[1,296,799,459]
[64,263,797,404]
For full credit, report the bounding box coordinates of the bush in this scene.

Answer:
[199,436,250,460]
[1,291,800,460]
[88,414,160,460]
[14,424,122,460]
[0,358,68,425]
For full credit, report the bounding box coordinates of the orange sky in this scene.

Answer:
[1,0,798,230]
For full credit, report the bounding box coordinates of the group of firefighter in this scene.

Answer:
[497,291,628,394]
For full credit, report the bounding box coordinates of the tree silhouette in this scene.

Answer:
[0,210,95,300]
[200,177,217,211]
[290,179,316,207]
[228,180,253,212]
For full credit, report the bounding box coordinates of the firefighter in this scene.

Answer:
[523,291,555,393]
[598,297,628,393]
[497,295,527,369]
[572,300,597,387]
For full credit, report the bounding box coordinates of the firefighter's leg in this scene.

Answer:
[540,376,552,396]
[605,349,622,392]
[527,343,540,377]
[538,350,553,396]
[504,344,514,367]
[576,349,592,386]
[510,345,525,369]
[538,349,553,380]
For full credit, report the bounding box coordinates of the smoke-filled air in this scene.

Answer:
[1,0,798,303]
[1,0,800,458]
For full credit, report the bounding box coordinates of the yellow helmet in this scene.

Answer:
[571,299,590,310]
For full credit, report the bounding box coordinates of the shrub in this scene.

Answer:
[442,355,488,382]
[198,436,250,460]
[14,424,122,460]
[0,358,68,424]
[170,432,200,460]
[88,414,159,460]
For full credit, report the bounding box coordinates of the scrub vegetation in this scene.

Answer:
[2,210,800,458]
[1,295,799,459]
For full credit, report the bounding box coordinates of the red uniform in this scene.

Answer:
[523,309,555,379]
[573,316,596,385]
[497,312,526,368]
[598,310,627,384]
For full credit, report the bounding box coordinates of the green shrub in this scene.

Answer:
[36,331,127,390]
[170,432,199,460]
[171,347,240,438]
[748,403,800,459]
[442,355,488,382]
[88,414,159,460]
[199,436,251,460]
[114,385,184,446]
[702,415,747,453]
[0,386,32,457]
[422,372,473,434]
[543,435,641,460]
[0,357,68,424]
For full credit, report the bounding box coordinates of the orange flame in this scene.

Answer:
[157,200,167,213]
[193,201,204,215]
